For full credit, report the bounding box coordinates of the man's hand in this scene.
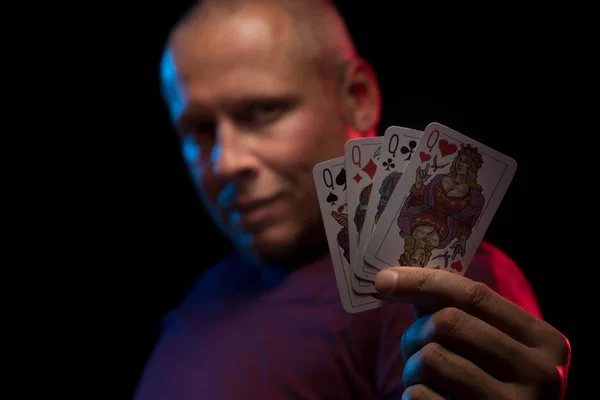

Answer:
[375,267,571,400]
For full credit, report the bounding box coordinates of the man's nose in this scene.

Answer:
[211,122,255,181]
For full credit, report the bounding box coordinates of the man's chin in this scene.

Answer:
[235,224,327,268]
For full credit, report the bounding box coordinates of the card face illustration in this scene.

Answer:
[344,137,383,281]
[355,127,423,279]
[313,157,383,313]
[363,122,517,276]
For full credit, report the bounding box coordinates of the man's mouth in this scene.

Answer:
[228,194,284,228]
[234,196,279,213]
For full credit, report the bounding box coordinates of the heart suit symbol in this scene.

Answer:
[450,260,463,272]
[439,140,458,157]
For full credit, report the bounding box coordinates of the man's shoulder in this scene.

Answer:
[183,252,245,301]
[468,241,542,318]
[469,240,523,286]
[160,253,244,328]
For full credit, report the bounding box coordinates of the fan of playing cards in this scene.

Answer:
[312,122,517,314]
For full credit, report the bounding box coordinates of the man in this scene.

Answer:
[135,0,571,398]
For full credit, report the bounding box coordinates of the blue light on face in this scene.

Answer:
[211,144,221,169]
[160,52,258,255]
[229,209,241,226]
[238,231,255,257]
[160,50,185,121]
[227,209,255,255]
[182,135,200,163]
[217,182,235,209]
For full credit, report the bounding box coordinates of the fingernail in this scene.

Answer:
[371,293,385,301]
[375,269,398,296]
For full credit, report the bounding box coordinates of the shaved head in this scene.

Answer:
[169,0,358,82]
[159,0,381,264]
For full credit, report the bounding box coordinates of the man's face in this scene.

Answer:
[161,6,351,262]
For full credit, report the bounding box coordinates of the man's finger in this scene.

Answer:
[374,266,545,346]
[402,384,445,400]
[403,342,510,400]
[401,307,539,381]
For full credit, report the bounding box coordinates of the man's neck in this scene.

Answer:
[236,241,330,287]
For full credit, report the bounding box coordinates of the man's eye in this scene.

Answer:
[235,101,284,126]
[251,102,282,122]
[192,121,217,137]
[256,102,278,115]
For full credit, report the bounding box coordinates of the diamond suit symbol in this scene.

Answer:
[361,158,377,180]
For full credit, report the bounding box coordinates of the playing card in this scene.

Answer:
[359,127,423,279]
[313,156,383,313]
[363,122,517,275]
[344,136,383,287]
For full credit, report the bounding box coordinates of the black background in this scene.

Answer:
[99,2,585,398]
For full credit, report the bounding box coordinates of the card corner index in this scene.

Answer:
[343,139,355,153]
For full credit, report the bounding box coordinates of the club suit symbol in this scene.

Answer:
[400,140,418,161]
[382,158,395,171]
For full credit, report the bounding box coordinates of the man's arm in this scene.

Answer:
[466,241,542,318]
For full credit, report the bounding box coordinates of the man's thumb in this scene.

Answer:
[375,268,437,318]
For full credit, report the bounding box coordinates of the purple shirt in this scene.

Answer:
[133,241,541,399]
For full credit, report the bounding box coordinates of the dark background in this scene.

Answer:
[106,2,584,398]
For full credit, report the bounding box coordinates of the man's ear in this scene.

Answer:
[340,58,382,135]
